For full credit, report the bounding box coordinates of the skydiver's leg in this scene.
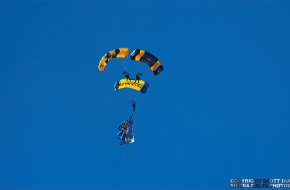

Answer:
[121,133,126,143]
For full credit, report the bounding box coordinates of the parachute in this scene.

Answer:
[98,48,129,71]
[130,49,164,76]
[114,78,149,94]
[98,47,164,145]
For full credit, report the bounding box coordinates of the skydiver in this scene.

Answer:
[135,72,142,82]
[117,121,130,144]
[117,115,134,143]
[117,121,129,136]
[117,116,134,145]
[132,100,136,112]
[122,71,131,80]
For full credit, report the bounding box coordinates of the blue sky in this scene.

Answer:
[0,1,290,189]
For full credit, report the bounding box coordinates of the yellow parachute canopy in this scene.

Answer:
[114,78,149,94]
[98,48,129,71]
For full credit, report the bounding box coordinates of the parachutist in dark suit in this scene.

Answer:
[132,100,136,112]
[122,71,131,80]
[135,72,142,82]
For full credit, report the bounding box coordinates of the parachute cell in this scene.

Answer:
[98,48,129,71]
[130,49,164,76]
[114,78,149,94]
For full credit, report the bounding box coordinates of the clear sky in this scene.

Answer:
[0,1,290,189]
